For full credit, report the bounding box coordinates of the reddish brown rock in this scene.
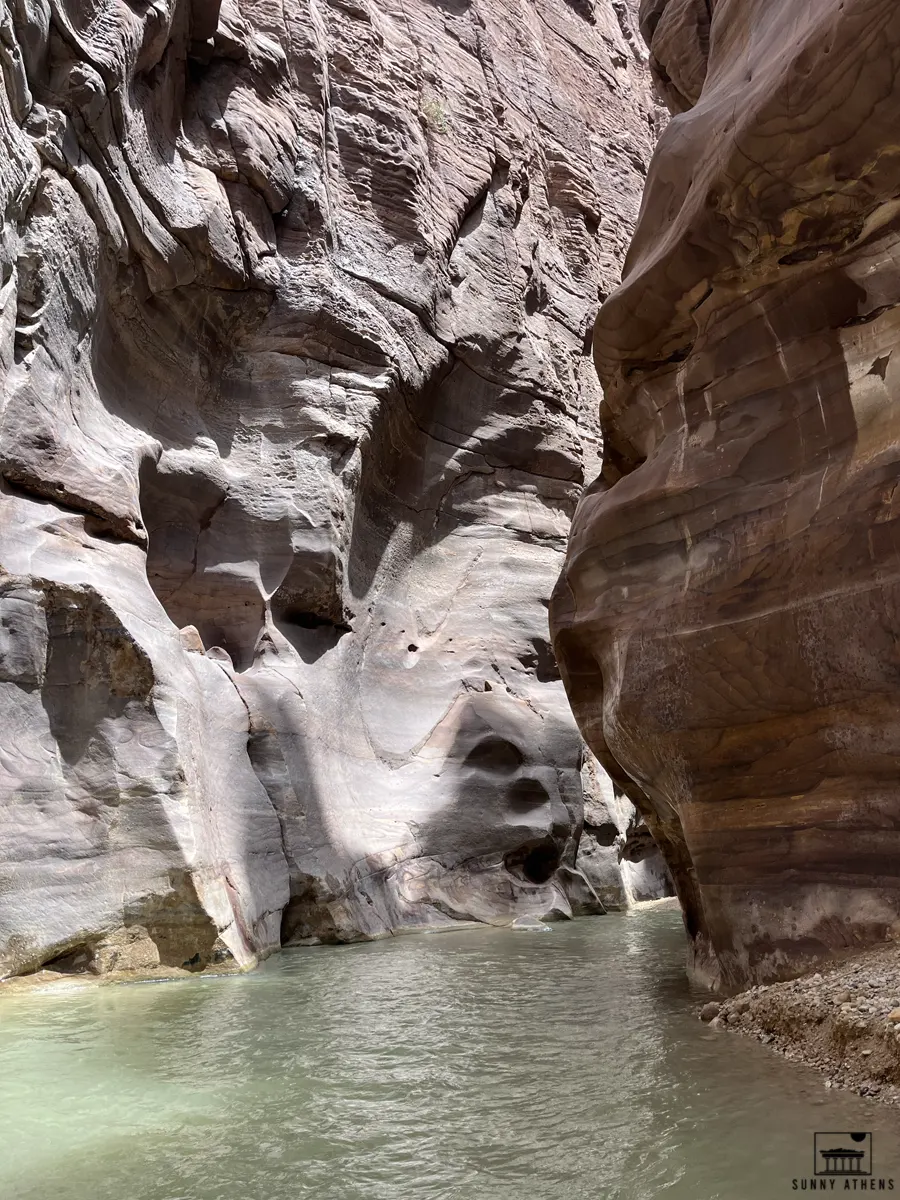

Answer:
[552,0,900,988]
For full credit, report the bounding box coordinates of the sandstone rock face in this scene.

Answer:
[553,0,900,989]
[0,0,658,976]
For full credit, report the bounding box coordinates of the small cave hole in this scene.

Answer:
[518,636,560,682]
[463,736,524,774]
[507,778,551,812]
[562,0,596,22]
[586,820,619,847]
[282,610,351,634]
[274,607,352,664]
[407,643,418,653]
[869,354,891,381]
[29,943,95,975]
[504,839,560,885]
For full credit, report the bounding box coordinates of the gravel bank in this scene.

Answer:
[699,944,900,1104]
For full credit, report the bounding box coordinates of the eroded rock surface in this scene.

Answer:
[553,0,900,988]
[575,754,673,909]
[0,0,658,976]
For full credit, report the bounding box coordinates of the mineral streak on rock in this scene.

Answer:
[0,0,659,977]
[552,0,900,989]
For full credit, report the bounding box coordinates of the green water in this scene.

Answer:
[1,907,898,1199]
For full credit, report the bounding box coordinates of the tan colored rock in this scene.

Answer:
[92,927,161,975]
[178,626,205,654]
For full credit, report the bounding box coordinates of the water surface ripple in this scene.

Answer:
[1,908,897,1199]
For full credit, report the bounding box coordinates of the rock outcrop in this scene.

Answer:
[0,0,659,977]
[553,0,900,989]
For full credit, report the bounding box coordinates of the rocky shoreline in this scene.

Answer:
[700,944,900,1105]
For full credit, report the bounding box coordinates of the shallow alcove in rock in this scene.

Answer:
[505,839,562,885]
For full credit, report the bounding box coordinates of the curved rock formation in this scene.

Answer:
[553,0,900,988]
[0,0,659,976]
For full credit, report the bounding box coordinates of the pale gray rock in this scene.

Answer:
[0,0,660,976]
[574,754,673,911]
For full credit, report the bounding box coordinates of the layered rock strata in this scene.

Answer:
[553,0,900,988]
[0,0,659,976]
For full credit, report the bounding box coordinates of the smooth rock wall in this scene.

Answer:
[0,0,659,975]
[553,0,900,988]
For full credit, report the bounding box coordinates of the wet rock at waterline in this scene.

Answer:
[0,0,663,977]
[552,0,900,989]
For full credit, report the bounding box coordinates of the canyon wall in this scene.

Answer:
[0,0,662,977]
[553,0,900,988]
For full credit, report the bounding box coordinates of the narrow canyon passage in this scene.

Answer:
[8,0,900,1188]
[1,908,897,1200]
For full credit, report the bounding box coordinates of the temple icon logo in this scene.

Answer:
[814,1133,873,1177]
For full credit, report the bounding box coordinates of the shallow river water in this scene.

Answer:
[1,906,898,1200]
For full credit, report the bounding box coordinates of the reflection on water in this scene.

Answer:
[0,908,898,1200]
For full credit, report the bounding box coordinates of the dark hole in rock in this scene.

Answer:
[281,886,342,945]
[689,285,714,314]
[869,355,891,380]
[778,245,826,265]
[182,952,203,971]
[621,824,658,863]
[31,944,95,975]
[586,820,619,847]
[274,608,352,666]
[563,0,596,23]
[518,636,560,682]
[408,644,418,652]
[463,736,524,774]
[282,610,352,634]
[508,777,551,811]
[504,839,560,884]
